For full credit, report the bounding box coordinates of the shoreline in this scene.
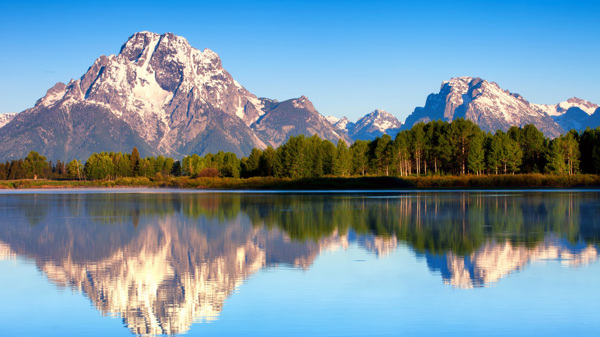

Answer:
[1,174,600,191]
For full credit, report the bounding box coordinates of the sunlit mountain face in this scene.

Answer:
[0,192,598,335]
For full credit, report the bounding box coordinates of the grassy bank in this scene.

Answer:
[1,174,600,190]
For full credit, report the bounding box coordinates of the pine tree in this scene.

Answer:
[130,147,141,177]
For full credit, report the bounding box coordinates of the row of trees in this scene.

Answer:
[1,119,600,181]
[236,120,598,178]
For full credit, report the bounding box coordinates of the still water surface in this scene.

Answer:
[0,190,599,336]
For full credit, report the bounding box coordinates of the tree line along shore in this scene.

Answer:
[1,119,600,189]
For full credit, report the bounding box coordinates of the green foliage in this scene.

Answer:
[350,140,369,175]
[22,151,48,179]
[85,153,115,180]
[332,139,352,176]
[67,159,84,180]
[467,131,485,175]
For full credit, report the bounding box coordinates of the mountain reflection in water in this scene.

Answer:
[0,191,598,335]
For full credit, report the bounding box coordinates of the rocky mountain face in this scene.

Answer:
[402,77,565,138]
[251,96,351,147]
[0,32,348,161]
[327,109,402,141]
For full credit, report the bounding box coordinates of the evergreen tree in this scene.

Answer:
[259,146,276,177]
[321,140,336,176]
[242,148,262,177]
[130,147,141,176]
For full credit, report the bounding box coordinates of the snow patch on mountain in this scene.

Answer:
[0,112,18,129]
[325,115,340,124]
[334,117,353,131]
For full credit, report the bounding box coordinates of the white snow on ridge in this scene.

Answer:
[0,112,17,128]
[325,115,340,124]
[533,98,597,117]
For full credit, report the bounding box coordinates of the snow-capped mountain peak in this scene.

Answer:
[403,76,564,138]
[347,109,402,140]
[0,32,349,160]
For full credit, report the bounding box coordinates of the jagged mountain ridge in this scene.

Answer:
[401,77,565,137]
[327,109,401,141]
[0,32,348,161]
[533,97,598,116]
[533,97,599,131]
[348,109,402,140]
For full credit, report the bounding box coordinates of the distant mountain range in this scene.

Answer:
[0,32,598,161]
[328,109,402,141]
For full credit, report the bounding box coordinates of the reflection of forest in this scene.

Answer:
[0,192,598,335]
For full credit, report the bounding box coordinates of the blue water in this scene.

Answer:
[0,190,598,336]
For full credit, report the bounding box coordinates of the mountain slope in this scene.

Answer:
[0,98,155,161]
[251,96,351,147]
[552,107,590,132]
[586,107,600,129]
[402,77,564,137]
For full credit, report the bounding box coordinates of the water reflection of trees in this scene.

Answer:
[4,192,596,255]
[22,192,592,254]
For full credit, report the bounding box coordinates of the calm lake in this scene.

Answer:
[0,189,599,336]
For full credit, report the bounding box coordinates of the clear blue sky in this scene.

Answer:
[1,0,598,122]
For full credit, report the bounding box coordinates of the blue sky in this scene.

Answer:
[1,0,598,122]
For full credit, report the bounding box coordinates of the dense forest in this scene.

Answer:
[1,119,600,181]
